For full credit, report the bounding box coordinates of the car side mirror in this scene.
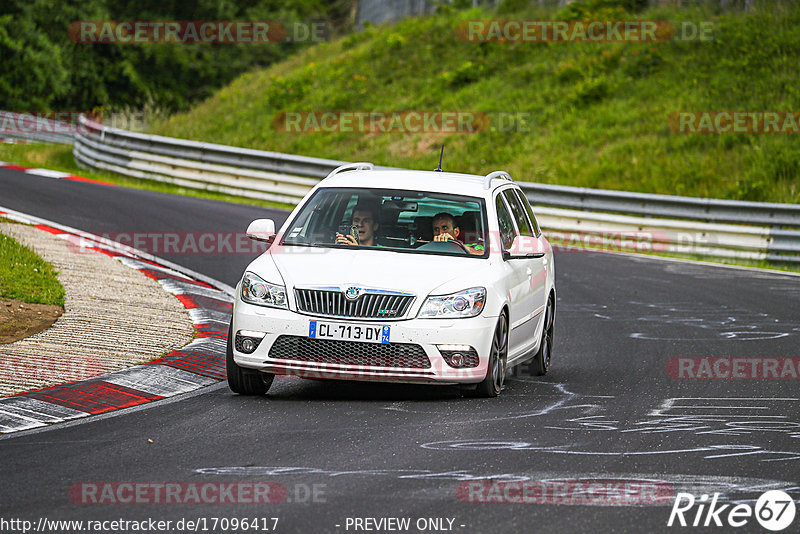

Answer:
[246,219,276,242]
[505,235,546,260]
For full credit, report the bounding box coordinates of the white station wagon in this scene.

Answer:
[227,163,556,397]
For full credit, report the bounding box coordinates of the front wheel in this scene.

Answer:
[530,294,554,376]
[226,319,273,395]
[472,314,508,398]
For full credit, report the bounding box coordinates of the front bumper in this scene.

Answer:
[232,300,498,384]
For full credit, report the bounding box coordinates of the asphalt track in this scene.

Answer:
[1,168,799,534]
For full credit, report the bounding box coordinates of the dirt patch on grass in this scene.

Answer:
[0,298,63,344]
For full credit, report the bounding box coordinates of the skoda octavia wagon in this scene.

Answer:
[228,163,556,397]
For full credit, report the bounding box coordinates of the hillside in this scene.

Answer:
[152,1,800,203]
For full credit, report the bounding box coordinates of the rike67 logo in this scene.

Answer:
[668,491,796,531]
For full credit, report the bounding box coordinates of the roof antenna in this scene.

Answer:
[434,144,444,172]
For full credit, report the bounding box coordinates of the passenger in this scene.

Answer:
[431,212,484,255]
[336,202,380,247]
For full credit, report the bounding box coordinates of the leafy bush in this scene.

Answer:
[441,61,483,87]
[2,0,356,113]
[570,76,610,106]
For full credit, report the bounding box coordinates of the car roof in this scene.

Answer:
[319,169,514,197]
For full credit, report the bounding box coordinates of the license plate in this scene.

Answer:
[308,321,390,344]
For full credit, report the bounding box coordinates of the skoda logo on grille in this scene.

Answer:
[344,286,362,301]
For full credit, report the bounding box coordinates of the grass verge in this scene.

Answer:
[0,231,65,307]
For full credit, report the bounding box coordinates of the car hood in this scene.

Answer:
[252,246,490,297]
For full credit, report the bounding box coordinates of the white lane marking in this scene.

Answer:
[0,419,47,433]
[648,397,797,417]
[25,168,72,179]
[119,257,194,280]
[0,397,89,421]
[0,410,49,430]
[0,397,92,434]
[103,365,217,397]
[158,278,232,300]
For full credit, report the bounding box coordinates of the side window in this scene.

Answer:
[514,189,541,236]
[495,195,517,251]
[502,189,533,237]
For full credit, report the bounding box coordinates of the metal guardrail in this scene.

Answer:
[516,182,800,227]
[72,114,800,264]
[73,114,350,204]
[536,207,773,261]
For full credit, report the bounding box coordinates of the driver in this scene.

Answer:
[431,212,484,255]
[335,202,380,247]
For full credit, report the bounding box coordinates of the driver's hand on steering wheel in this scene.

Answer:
[433,232,455,242]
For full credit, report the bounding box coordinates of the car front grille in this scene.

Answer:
[295,289,414,319]
[269,336,431,369]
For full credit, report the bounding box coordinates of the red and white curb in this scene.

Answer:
[0,206,235,434]
[0,161,117,186]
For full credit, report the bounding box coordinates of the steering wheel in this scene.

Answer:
[418,239,470,254]
[446,238,470,254]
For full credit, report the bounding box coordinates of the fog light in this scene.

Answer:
[438,345,479,368]
[235,330,265,354]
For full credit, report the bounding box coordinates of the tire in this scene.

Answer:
[530,294,554,376]
[226,319,273,395]
[473,313,509,398]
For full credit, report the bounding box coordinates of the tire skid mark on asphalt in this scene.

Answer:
[0,207,232,434]
[191,465,798,506]
[559,300,796,341]
[420,394,800,462]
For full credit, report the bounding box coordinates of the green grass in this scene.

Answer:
[0,143,294,211]
[150,0,800,204]
[0,232,65,306]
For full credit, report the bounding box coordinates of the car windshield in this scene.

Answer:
[281,187,488,257]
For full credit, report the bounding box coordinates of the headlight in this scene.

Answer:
[418,287,485,318]
[240,272,287,309]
